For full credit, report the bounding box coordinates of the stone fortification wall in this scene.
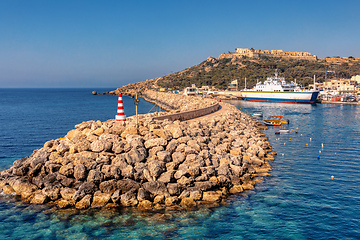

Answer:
[0,92,274,211]
[219,48,317,61]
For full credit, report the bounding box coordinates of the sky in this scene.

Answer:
[0,0,359,88]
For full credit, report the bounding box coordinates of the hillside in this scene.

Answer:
[110,53,360,95]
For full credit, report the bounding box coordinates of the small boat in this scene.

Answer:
[264,121,282,126]
[264,115,289,124]
[279,130,290,133]
[251,111,263,117]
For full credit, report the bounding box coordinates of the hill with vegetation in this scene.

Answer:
[110,53,360,95]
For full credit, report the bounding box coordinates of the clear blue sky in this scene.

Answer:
[1,0,359,88]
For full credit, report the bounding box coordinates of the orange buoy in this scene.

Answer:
[331,176,334,179]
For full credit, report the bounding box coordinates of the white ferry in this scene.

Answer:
[241,71,319,103]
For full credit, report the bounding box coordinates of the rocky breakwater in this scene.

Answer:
[0,95,274,211]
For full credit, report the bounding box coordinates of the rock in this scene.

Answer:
[177,176,194,187]
[144,138,167,149]
[73,182,97,201]
[90,140,106,152]
[167,183,181,195]
[59,164,74,177]
[28,163,43,177]
[117,179,140,193]
[137,200,153,210]
[121,126,138,138]
[121,165,135,179]
[2,184,15,194]
[194,181,217,191]
[59,188,76,201]
[202,191,222,202]
[11,179,38,199]
[149,146,164,157]
[152,129,172,140]
[101,165,121,180]
[137,188,151,201]
[93,127,104,136]
[158,170,175,183]
[157,151,171,162]
[91,191,111,208]
[57,199,75,209]
[111,189,121,203]
[142,181,169,197]
[187,166,200,177]
[87,170,104,184]
[112,140,125,154]
[42,186,61,201]
[174,170,188,180]
[164,124,183,139]
[180,197,197,207]
[120,189,138,207]
[30,192,49,204]
[125,148,146,165]
[187,140,201,152]
[74,164,87,180]
[153,195,165,204]
[165,196,179,206]
[147,160,165,179]
[56,140,70,154]
[75,194,93,209]
[99,179,117,194]
[229,184,243,194]
[188,187,202,201]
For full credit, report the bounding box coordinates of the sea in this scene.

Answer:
[0,88,359,240]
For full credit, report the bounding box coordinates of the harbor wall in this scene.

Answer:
[151,103,220,121]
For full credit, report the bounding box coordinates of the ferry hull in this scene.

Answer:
[241,91,319,104]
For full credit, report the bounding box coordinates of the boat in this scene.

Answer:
[251,111,263,117]
[279,129,290,133]
[264,115,289,124]
[241,70,319,103]
[275,129,290,134]
[264,121,282,126]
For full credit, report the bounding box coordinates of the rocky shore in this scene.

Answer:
[0,91,275,211]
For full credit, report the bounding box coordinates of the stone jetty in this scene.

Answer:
[0,91,274,210]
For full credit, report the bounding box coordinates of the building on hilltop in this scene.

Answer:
[230,48,317,61]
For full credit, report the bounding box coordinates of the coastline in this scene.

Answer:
[0,91,274,211]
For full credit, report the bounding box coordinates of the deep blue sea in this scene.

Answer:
[0,89,359,239]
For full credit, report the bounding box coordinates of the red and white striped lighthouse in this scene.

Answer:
[115,93,126,121]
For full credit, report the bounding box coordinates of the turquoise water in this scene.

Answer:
[0,89,359,239]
